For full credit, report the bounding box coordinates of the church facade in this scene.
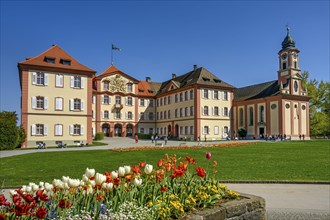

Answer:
[18,29,310,147]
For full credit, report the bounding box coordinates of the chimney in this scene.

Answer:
[172,73,176,79]
[193,65,198,70]
[146,77,151,82]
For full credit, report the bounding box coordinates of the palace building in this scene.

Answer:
[18,29,310,148]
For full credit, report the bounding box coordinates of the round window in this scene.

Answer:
[285,103,290,109]
[302,105,306,110]
[271,104,277,109]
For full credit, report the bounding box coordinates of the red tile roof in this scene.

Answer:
[96,65,138,82]
[19,45,95,73]
[138,81,155,97]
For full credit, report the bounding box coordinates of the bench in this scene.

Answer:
[155,143,163,147]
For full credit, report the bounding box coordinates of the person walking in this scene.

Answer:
[135,134,139,143]
[151,135,154,143]
[164,136,168,145]
[198,136,201,146]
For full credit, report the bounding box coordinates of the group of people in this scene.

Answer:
[263,134,290,141]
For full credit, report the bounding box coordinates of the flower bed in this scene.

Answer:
[0,153,240,219]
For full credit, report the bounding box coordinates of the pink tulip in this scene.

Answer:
[206,152,212,160]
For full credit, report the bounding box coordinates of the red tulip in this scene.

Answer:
[132,165,140,174]
[36,207,47,219]
[158,159,164,167]
[206,152,212,160]
[195,166,206,178]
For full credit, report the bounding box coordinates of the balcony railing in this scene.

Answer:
[114,104,123,109]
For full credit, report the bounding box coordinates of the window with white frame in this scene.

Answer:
[74,99,81,111]
[214,126,219,135]
[149,112,154,120]
[103,81,110,90]
[140,98,145,106]
[223,107,229,116]
[224,126,229,134]
[175,94,178,103]
[203,89,209,99]
[190,106,194,116]
[160,98,163,106]
[214,90,219,99]
[203,126,209,135]
[185,107,189,117]
[175,109,178,118]
[127,83,133,92]
[140,112,145,120]
[116,96,121,105]
[168,110,171,119]
[104,110,109,119]
[140,128,145,134]
[104,95,110,104]
[114,111,121,119]
[149,99,154,107]
[31,124,47,136]
[223,91,228,100]
[185,91,188,100]
[185,126,189,135]
[55,74,63,87]
[35,96,47,109]
[127,97,133,106]
[168,96,171,104]
[36,72,45,85]
[55,97,63,110]
[249,107,254,125]
[180,126,183,135]
[160,111,163,120]
[54,124,63,136]
[73,124,81,135]
[157,112,159,120]
[190,126,194,135]
[203,106,209,115]
[190,90,194,100]
[92,95,96,104]
[180,93,183,102]
[214,106,219,116]
[128,111,133,120]
[164,97,167,105]
[180,108,183,117]
[164,111,167,119]
[74,76,82,88]
[260,106,265,122]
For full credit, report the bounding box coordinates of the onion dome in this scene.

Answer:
[281,26,296,50]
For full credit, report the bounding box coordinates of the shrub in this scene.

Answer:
[238,128,247,138]
[17,126,26,147]
[0,112,19,150]
[95,132,104,140]
[135,133,152,140]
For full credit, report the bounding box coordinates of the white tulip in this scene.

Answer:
[68,178,80,188]
[64,182,69,190]
[95,173,107,184]
[39,182,45,187]
[25,186,32,193]
[118,167,125,177]
[106,182,113,189]
[29,182,39,191]
[44,183,53,191]
[124,165,131,174]
[111,171,118,179]
[144,164,153,174]
[85,168,95,178]
[80,180,85,186]
[21,185,27,192]
[10,190,17,196]
[134,178,143,187]
[86,186,93,195]
[90,180,96,187]
[82,174,89,182]
[62,176,70,183]
[53,179,64,189]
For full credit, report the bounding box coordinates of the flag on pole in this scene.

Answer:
[112,44,122,51]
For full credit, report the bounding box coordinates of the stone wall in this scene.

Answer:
[184,193,266,220]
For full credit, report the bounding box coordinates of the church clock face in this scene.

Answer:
[294,81,298,92]
[281,53,287,60]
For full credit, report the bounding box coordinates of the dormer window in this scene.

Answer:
[60,59,71,65]
[44,57,55,64]
[202,77,210,82]
[213,79,221,83]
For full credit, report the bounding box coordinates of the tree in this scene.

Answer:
[301,71,330,137]
[0,111,19,150]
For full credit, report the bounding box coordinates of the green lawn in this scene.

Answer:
[1,140,329,187]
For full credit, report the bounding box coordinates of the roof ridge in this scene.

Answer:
[237,80,277,90]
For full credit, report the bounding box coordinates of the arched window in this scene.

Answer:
[260,106,265,122]
[239,108,243,126]
[249,107,254,125]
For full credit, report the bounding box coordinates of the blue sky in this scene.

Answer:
[1,1,329,121]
